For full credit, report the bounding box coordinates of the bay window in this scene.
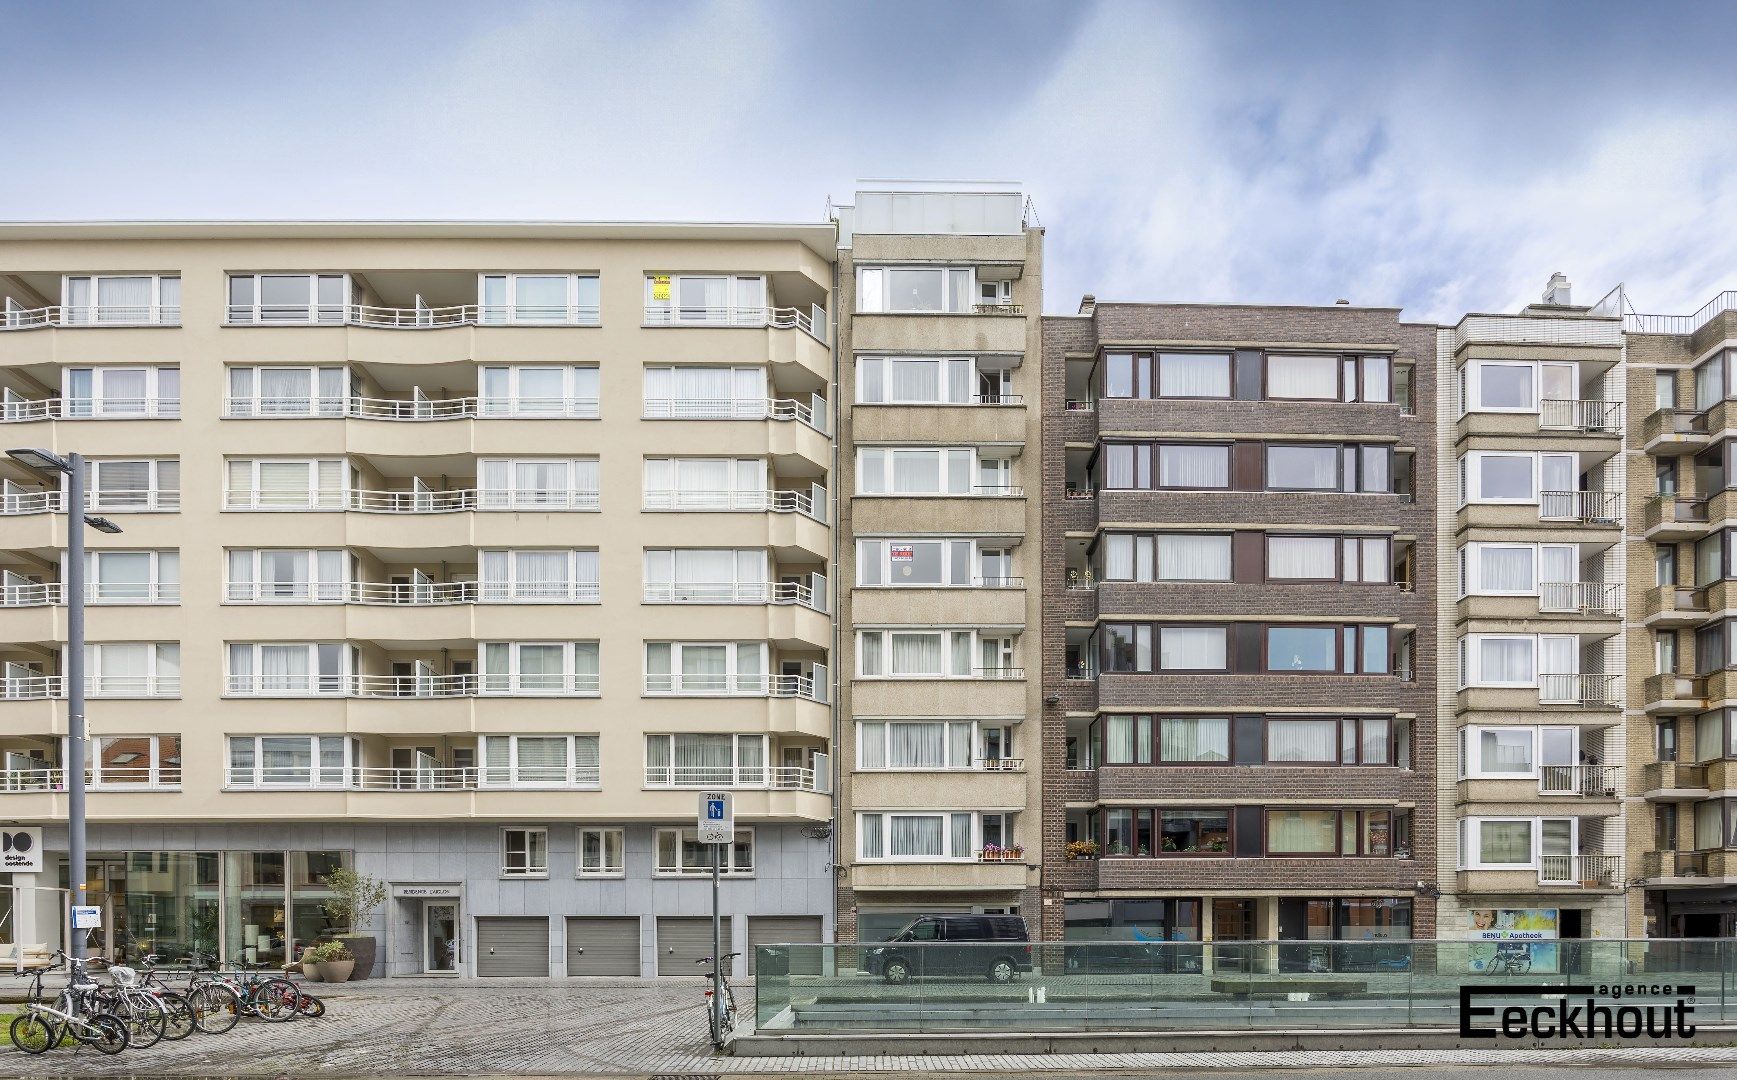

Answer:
[1459,542,1579,596]
[1265,443,1392,493]
[643,457,766,510]
[479,457,600,510]
[857,812,980,861]
[480,273,600,324]
[62,274,179,325]
[227,549,349,602]
[1460,450,1579,509]
[856,629,1012,678]
[855,266,973,313]
[1266,624,1389,674]
[578,828,625,877]
[644,273,765,325]
[502,828,549,877]
[856,539,979,586]
[643,366,766,418]
[644,548,768,602]
[480,549,600,602]
[226,735,361,787]
[1460,817,1576,872]
[857,447,995,495]
[480,365,600,418]
[62,366,179,418]
[644,641,768,694]
[1099,532,1232,582]
[225,459,345,511]
[89,458,179,511]
[856,720,977,770]
[480,641,599,694]
[92,735,180,788]
[226,643,357,696]
[1087,714,1406,768]
[644,733,767,786]
[1100,352,1232,399]
[227,273,348,323]
[225,366,347,417]
[1267,809,1406,856]
[857,357,977,404]
[86,643,179,697]
[1460,725,1581,779]
[1693,800,1737,849]
[657,828,754,875]
[1694,710,1737,762]
[1459,633,1580,696]
[1695,349,1735,411]
[480,734,600,787]
[1467,360,1537,411]
[1265,719,1340,763]
[82,550,178,603]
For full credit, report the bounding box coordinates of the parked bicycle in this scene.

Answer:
[1484,942,1533,975]
[86,960,169,1049]
[183,952,300,1022]
[9,952,128,1055]
[143,953,242,1034]
[696,951,740,1048]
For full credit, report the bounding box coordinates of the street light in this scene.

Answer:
[7,448,122,960]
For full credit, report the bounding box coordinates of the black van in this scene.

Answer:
[860,914,1032,983]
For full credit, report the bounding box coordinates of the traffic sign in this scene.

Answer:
[698,790,733,844]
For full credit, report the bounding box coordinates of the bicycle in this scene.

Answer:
[695,951,740,1048]
[87,960,168,1050]
[1484,942,1533,975]
[186,953,301,1022]
[149,953,241,1034]
[125,955,199,1040]
[9,953,129,1055]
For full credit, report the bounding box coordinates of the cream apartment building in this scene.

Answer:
[830,185,1045,941]
[1438,275,1633,944]
[0,220,837,977]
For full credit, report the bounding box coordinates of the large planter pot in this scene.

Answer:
[301,960,321,982]
[315,959,354,983]
[339,933,377,980]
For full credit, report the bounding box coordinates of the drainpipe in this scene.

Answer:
[828,247,842,943]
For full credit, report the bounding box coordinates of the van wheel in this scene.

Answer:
[883,959,911,984]
[987,958,1015,983]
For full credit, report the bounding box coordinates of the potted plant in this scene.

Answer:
[1064,840,1097,861]
[322,868,388,980]
[299,942,325,981]
[305,939,354,984]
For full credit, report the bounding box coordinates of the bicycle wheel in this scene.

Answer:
[252,978,301,1021]
[122,994,168,1049]
[189,983,241,1034]
[158,991,198,1040]
[80,1012,129,1055]
[9,1012,57,1055]
[296,991,325,1019]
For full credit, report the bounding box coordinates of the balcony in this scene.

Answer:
[1539,490,1622,526]
[226,580,601,605]
[642,487,825,522]
[1642,673,1707,714]
[1456,855,1624,894]
[1539,398,1623,435]
[642,579,825,611]
[0,767,180,793]
[1,304,179,330]
[643,672,827,703]
[224,395,602,421]
[0,675,179,700]
[225,764,601,791]
[642,396,828,434]
[222,673,599,698]
[1644,585,1709,628]
[0,581,179,608]
[848,860,1029,892]
[1643,408,1712,455]
[642,304,828,343]
[1645,495,1711,541]
[1642,761,1712,800]
[1,397,180,422]
[222,488,601,513]
[0,491,62,516]
[1642,849,1737,885]
[1537,764,1622,797]
[225,302,602,328]
[642,759,831,794]
[1537,673,1621,707]
[1537,581,1623,617]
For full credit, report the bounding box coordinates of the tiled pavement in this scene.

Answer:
[5,978,1737,1076]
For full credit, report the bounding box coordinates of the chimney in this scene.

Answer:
[1542,272,1572,306]
[1078,293,1096,315]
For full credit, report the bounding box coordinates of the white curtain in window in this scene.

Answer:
[516,736,567,783]
[260,369,312,414]
[1161,717,1229,761]
[860,814,884,858]
[890,633,941,675]
[1539,635,1576,676]
[261,645,308,690]
[1158,535,1231,581]
[1269,811,1337,852]
[1539,545,1575,587]
[1267,355,1338,398]
[680,645,727,691]
[892,451,940,493]
[1480,546,1535,592]
[1478,821,1532,864]
[889,359,939,402]
[889,722,945,768]
[481,551,509,601]
[948,359,972,403]
[891,816,943,857]
[1106,716,1136,762]
[1159,627,1225,670]
[1478,637,1535,683]
[1158,445,1228,488]
[949,722,971,767]
[858,723,886,769]
[675,733,732,784]
[1267,720,1338,761]
[1104,535,1134,579]
[1269,536,1338,580]
[1159,353,1230,398]
[1105,446,1135,489]
[516,551,569,599]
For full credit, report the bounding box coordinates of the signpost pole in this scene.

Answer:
[698,790,733,1039]
[712,840,722,1032]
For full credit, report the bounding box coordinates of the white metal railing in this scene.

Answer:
[1539,490,1622,524]
[224,303,601,327]
[1537,581,1623,616]
[1064,399,1096,412]
[642,304,828,343]
[1538,764,1621,796]
[1538,854,1622,885]
[642,397,827,432]
[980,757,1025,771]
[1537,673,1621,706]
[225,580,601,604]
[974,666,1026,680]
[0,305,180,330]
[642,488,826,521]
[222,395,602,420]
[1540,398,1623,434]
[643,672,826,702]
[0,768,177,791]
[223,488,600,513]
[223,673,600,697]
[57,398,180,420]
[0,399,54,423]
[0,768,62,791]
[225,765,603,790]
[0,583,62,607]
[0,676,177,699]
[972,485,1025,497]
[1,583,179,606]
[1627,292,1737,336]
[643,765,824,791]
[641,579,824,610]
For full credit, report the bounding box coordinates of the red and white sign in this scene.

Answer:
[890,545,915,562]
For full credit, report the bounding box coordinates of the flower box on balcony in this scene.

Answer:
[978,845,1025,863]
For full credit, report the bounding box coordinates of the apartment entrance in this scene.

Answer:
[1210,899,1258,972]
[423,901,459,974]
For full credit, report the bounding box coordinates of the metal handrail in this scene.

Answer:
[224,303,602,327]
[1,583,178,606]
[1539,490,1622,523]
[223,488,601,512]
[225,765,603,790]
[642,396,826,432]
[642,765,822,791]
[1627,291,1737,336]
[225,580,602,604]
[222,673,601,697]
[1537,672,1621,706]
[1537,581,1623,615]
[643,488,824,520]
[1537,764,1621,796]
[222,395,603,420]
[1538,398,1623,433]
[641,580,823,609]
[974,666,1026,680]
[643,672,825,701]
[641,304,828,343]
[0,305,181,330]
[0,676,179,699]
[1538,853,1622,885]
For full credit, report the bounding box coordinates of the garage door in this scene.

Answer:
[475,917,550,977]
[656,916,736,976]
[566,917,640,977]
[746,916,823,976]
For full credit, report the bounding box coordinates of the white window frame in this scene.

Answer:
[643,641,769,695]
[73,549,179,604]
[478,273,600,325]
[227,273,350,324]
[856,447,981,496]
[577,827,625,878]
[479,364,600,418]
[855,538,980,587]
[90,734,181,789]
[1459,542,1579,597]
[642,457,768,511]
[85,642,179,698]
[1459,633,1580,690]
[1461,450,1539,505]
[225,458,346,511]
[224,365,348,418]
[501,827,550,878]
[225,734,360,788]
[479,734,600,788]
[1460,725,1581,780]
[855,811,984,862]
[478,641,600,695]
[655,827,755,876]
[855,720,980,771]
[85,458,179,512]
[225,549,350,603]
[643,549,769,602]
[643,733,769,787]
[643,274,767,326]
[479,550,600,603]
[854,266,975,314]
[856,356,978,405]
[61,274,181,326]
[61,366,179,419]
[1466,359,1540,413]
[856,629,1010,679]
[1459,816,1578,871]
[224,642,357,697]
[642,365,768,418]
[477,457,600,511]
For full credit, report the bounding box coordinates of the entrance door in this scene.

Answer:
[1212,899,1257,972]
[423,902,459,974]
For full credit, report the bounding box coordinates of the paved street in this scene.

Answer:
[2,979,1736,1077]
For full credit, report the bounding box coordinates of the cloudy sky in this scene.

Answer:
[3,0,1733,321]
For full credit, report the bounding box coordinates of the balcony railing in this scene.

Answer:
[1537,764,1621,796]
[1643,761,1709,792]
[1,398,181,421]
[0,676,178,699]
[1,583,179,606]
[1537,581,1623,616]
[1643,672,1706,706]
[643,488,825,521]
[1539,490,1622,524]
[1627,291,1737,336]
[642,397,828,433]
[643,672,826,702]
[223,673,600,698]
[974,666,1026,680]
[641,304,828,343]
[1642,850,1712,878]
[1539,398,1623,434]
[226,765,604,790]
[223,488,601,513]
[1645,495,1709,533]
[224,580,601,605]
[1,305,180,330]
[223,395,603,420]
[0,582,61,606]
[980,757,1025,771]
[642,579,824,610]
[1537,673,1621,707]
[1642,407,1711,446]
[0,768,182,792]
[1538,854,1622,886]
[225,303,602,327]
[642,764,827,792]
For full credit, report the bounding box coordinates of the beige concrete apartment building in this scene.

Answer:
[1437,275,1633,945]
[830,186,1044,941]
[0,220,838,976]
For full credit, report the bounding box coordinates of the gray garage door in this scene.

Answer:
[565,917,640,977]
[746,916,823,976]
[475,917,550,977]
[656,916,736,976]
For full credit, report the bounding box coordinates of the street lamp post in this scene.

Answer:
[8,448,121,961]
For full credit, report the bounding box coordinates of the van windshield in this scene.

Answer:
[898,920,940,941]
